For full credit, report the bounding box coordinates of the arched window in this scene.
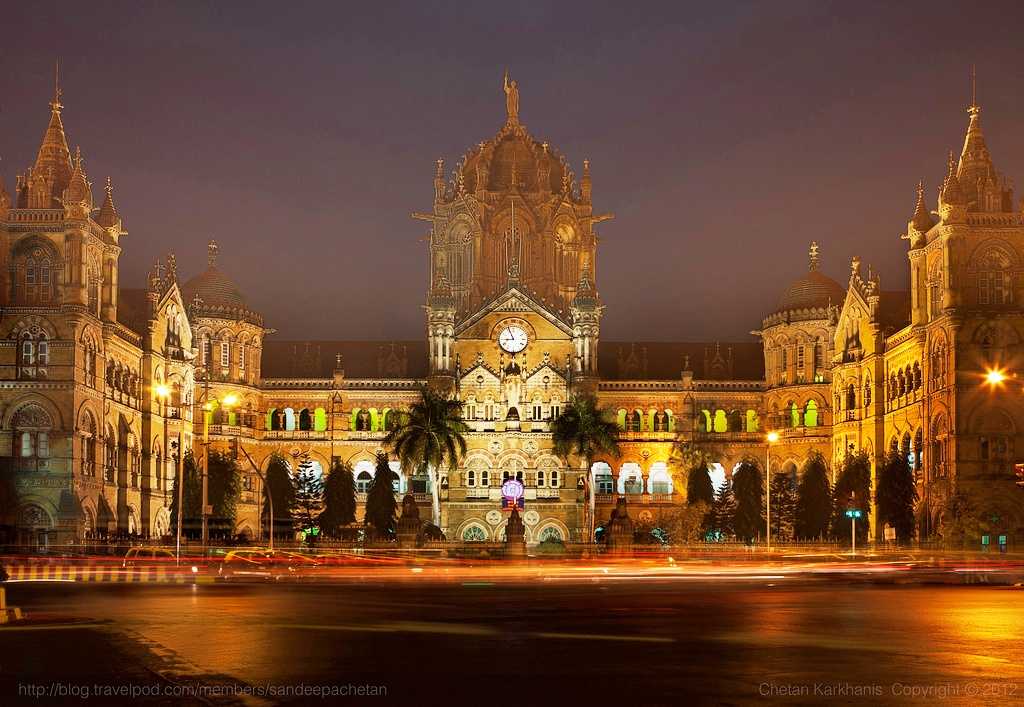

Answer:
[284,407,296,431]
[628,410,641,433]
[978,248,1013,305]
[550,398,561,419]
[314,407,327,432]
[648,463,672,494]
[19,249,56,305]
[745,409,759,432]
[298,408,312,431]
[219,341,230,368]
[929,262,943,318]
[913,363,922,390]
[593,462,614,494]
[713,410,727,433]
[700,409,712,433]
[462,525,487,542]
[914,429,923,471]
[804,400,818,427]
[13,403,54,472]
[789,402,800,428]
[728,410,743,432]
[846,384,856,411]
[618,463,643,494]
[537,526,563,543]
[382,409,398,431]
[354,460,375,493]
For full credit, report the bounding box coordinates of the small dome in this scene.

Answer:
[778,269,844,312]
[458,125,567,195]
[181,241,262,326]
[182,267,247,309]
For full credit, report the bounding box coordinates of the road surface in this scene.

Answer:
[1,575,1022,705]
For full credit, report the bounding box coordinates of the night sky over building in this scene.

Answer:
[4,1,1024,341]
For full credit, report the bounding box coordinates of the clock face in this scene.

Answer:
[498,325,528,353]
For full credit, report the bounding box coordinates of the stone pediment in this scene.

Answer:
[455,285,572,337]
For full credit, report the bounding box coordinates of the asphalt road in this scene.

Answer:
[2,577,1023,705]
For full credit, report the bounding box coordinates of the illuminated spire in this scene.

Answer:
[207,239,220,268]
[96,177,120,229]
[808,241,820,271]
[956,65,996,206]
[941,151,965,205]
[33,62,73,204]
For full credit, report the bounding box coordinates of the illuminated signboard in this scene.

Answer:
[501,478,525,510]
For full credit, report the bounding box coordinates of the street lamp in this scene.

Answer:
[155,384,183,564]
[201,392,238,547]
[985,368,1007,386]
[765,431,780,551]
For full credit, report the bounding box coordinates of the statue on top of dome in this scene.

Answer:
[503,69,519,125]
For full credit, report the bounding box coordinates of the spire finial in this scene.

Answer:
[207,239,219,267]
[808,241,819,271]
[51,59,62,113]
[105,176,113,196]
[969,64,978,113]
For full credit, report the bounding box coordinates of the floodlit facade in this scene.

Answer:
[1,78,1021,547]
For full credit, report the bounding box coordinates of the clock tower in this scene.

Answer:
[416,73,611,541]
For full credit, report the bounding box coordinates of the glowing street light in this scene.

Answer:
[766,431,779,551]
[223,393,239,407]
[985,368,1007,386]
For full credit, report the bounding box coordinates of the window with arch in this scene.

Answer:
[18,247,56,305]
[13,403,53,471]
[846,384,856,411]
[238,342,246,372]
[537,526,563,543]
[789,402,801,428]
[977,248,1013,305]
[298,408,312,431]
[592,462,614,494]
[796,344,806,383]
[713,410,728,433]
[550,398,561,419]
[220,341,230,368]
[354,461,374,493]
[803,400,818,427]
[80,412,97,477]
[462,525,487,542]
[465,398,478,420]
[863,377,871,408]
[928,264,943,319]
[627,410,642,433]
[18,329,49,379]
[314,407,328,432]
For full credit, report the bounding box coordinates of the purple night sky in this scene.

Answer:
[3,1,1024,342]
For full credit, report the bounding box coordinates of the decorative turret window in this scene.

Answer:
[220,341,230,368]
[978,249,1013,305]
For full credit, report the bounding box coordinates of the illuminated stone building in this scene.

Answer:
[1,77,1021,546]
[0,85,195,546]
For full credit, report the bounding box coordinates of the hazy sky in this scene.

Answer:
[4,1,1024,342]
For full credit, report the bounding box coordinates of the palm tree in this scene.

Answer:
[551,394,621,542]
[384,385,468,527]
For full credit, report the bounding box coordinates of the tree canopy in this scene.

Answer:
[795,451,831,540]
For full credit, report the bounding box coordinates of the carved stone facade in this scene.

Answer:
[2,78,1021,546]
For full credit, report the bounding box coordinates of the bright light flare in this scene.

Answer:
[766,431,780,444]
[985,368,1007,386]
[223,393,239,406]
[154,384,170,399]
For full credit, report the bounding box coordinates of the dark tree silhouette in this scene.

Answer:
[263,454,295,542]
[292,456,325,545]
[831,450,872,544]
[732,459,764,542]
[769,471,797,542]
[169,451,202,539]
[320,458,356,536]
[876,451,918,544]
[364,452,398,540]
[795,451,831,540]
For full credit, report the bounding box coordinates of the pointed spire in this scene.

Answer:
[956,66,996,207]
[207,240,219,268]
[62,145,93,218]
[910,180,934,232]
[96,177,120,228]
[581,158,592,202]
[33,66,73,203]
[808,241,820,271]
[941,151,965,204]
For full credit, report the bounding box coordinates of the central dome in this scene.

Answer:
[181,241,262,326]
[459,124,567,194]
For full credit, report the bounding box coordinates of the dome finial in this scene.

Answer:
[207,239,219,267]
[808,241,819,271]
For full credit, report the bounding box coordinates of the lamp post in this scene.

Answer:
[765,431,779,551]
